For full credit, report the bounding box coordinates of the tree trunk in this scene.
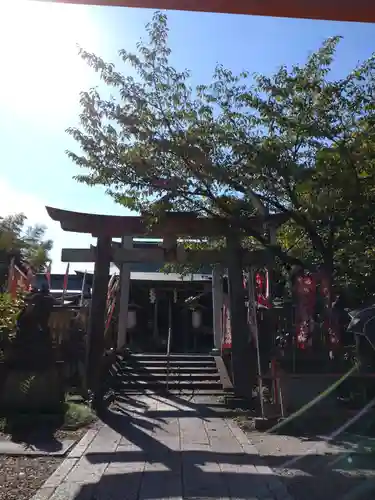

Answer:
[226,233,255,399]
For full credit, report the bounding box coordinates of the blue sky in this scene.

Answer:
[0,1,374,273]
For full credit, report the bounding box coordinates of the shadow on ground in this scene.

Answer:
[59,391,375,500]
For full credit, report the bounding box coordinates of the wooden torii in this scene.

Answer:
[46,206,287,393]
[39,0,374,23]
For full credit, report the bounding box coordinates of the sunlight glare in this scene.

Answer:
[0,0,98,121]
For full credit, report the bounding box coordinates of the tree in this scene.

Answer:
[0,213,53,272]
[67,11,375,392]
[67,13,375,274]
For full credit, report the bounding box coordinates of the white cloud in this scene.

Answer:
[0,177,99,274]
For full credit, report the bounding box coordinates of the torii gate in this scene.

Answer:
[46,206,288,393]
[37,0,374,23]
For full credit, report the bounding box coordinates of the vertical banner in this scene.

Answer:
[221,297,232,350]
[8,261,31,297]
[255,270,271,308]
[294,274,317,349]
[45,262,52,289]
[247,267,258,344]
[248,266,265,419]
[319,273,339,346]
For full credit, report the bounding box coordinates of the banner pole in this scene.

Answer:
[248,267,265,419]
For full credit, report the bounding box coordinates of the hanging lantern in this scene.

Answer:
[192,309,202,329]
[127,309,137,329]
[149,288,156,304]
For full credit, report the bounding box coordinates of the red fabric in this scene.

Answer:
[295,274,317,349]
[319,273,339,346]
[10,274,17,299]
[221,304,232,350]
[255,271,271,308]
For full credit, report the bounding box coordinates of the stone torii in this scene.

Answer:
[46,206,288,392]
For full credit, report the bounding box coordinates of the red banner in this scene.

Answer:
[221,302,232,350]
[319,273,339,346]
[295,274,317,349]
[7,259,34,298]
[45,262,52,289]
[255,271,271,308]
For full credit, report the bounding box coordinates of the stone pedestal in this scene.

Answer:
[0,365,64,413]
[0,327,64,413]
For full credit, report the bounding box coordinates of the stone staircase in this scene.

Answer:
[110,353,223,395]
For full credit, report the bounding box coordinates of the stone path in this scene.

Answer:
[32,394,293,500]
[247,430,375,500]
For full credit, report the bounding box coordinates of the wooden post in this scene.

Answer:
[86,235,111,393]
[117,236,132,350]
[226,232,254,399]
[211,264,223,354]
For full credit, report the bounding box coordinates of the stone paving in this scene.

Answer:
[246,429,375,500]
[32,394,293,500]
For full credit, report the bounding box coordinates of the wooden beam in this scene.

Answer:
[37,0,375,24]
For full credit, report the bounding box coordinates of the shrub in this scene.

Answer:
[0,292,24,358]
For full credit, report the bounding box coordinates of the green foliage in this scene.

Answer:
[0,292,23,335]
[67,11,375,300]
[0,292,24,361]
[63,402,96,430]
[0,213,53,272]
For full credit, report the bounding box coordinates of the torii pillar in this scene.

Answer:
[117,236,133,350]
[86,235,112,391]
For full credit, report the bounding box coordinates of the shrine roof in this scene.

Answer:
[46,206,289,238]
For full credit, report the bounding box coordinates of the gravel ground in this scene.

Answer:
[243,427,375,500]
[0,429,87,500]
[0,456,62,500]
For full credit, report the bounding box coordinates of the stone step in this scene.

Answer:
[117,380,222,390]
[124,359,216,368]
[114,365,218,374]
[115,372,220,381]
[114,388,225,395]
[110,352,224,395]
[129,354,214,361]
